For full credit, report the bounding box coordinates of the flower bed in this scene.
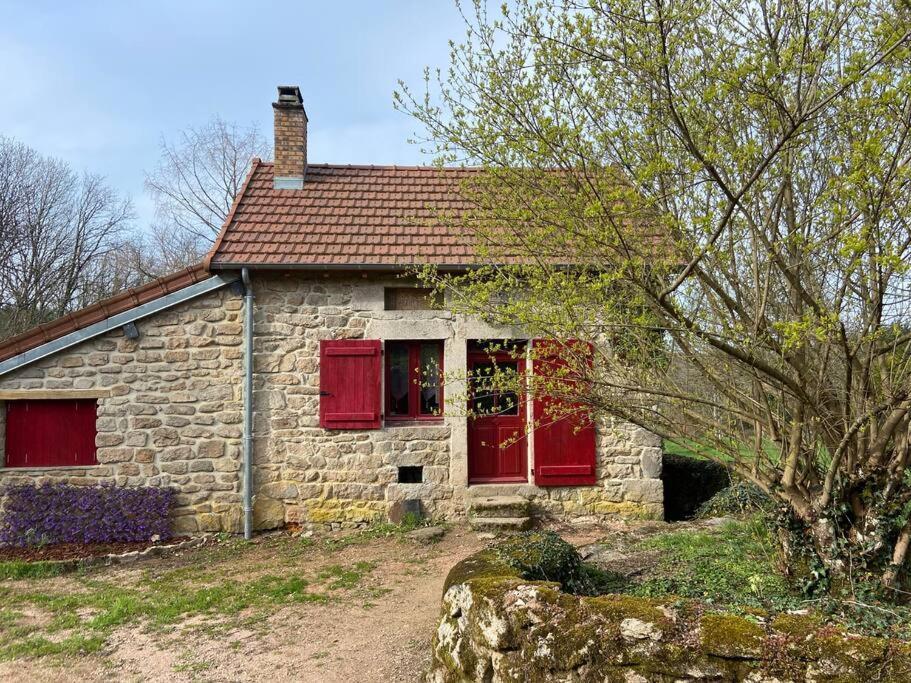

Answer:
[0,483,174,546]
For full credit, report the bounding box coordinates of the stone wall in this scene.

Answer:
[494,419,664,523]
[249,274,663,527]
[0,287,245,533]
[0,272,664,533]
[245,275,459,528]
[428,545,911,682]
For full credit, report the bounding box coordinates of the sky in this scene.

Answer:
[0,1,465,228]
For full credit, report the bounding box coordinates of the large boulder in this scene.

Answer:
[427,534,911,682]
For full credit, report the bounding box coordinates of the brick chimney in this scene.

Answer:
[272,85,307,189]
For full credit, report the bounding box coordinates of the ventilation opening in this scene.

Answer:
[397,466,423,484]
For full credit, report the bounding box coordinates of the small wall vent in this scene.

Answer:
[397,465,423,484]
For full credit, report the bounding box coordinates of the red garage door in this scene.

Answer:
[5,399,98,467]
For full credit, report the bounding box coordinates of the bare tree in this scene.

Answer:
[0,115,268,341]
[400,0,911,591]
[0,136,134,340]
[144,116,270,266]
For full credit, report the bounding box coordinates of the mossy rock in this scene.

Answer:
[431,531,911,682]
[700,613,765,659]
[587,593,670,627]
[443,548,519,593]
[770,611,825,639]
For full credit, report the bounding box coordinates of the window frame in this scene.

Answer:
[384,340,444,422]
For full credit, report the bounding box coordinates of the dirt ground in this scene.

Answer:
[0,526,480,682]
[0,522,616,683]
[96,530,479,682]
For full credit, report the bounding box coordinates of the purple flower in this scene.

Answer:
[0,483,175,547]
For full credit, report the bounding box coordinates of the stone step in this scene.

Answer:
[468,484,534,498]
[468,516,533,533]
[468,495,531,519]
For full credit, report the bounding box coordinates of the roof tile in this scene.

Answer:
[207,161,478,267]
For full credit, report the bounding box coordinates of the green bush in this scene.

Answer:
[494,531,598,595]
[696,481,775,518]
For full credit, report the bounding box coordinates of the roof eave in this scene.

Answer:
[0,273,238,378]
[207,262,476,273]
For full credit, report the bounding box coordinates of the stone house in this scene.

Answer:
[0,86,663,535]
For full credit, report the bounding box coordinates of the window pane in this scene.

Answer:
[471,362,497,415]
[388,343,410,415]
[498,362,519,415]
[419,343,441,415]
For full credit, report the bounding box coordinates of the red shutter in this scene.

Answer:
[532,340,596,486]
[5,399,98,467]
[319,339,383,429]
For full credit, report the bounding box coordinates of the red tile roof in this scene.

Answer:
[205,160,479,267]
[0,264,212,365]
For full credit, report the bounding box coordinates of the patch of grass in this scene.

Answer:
[0,608,39,645]
[0,608,22,629]
[0,556,330,661]
[0,528,423,664]
[663,438,781,467]
[591,516,911,640]
[173,655,213,675]
[321,517,442,552]
[620,516,799,611]
[0,560,71,580]
[663,439,720,460]
[317,561,376,590]
[0,634,105,660]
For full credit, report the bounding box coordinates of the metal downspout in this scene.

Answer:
[242,268,254,540]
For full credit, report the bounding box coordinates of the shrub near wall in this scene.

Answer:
[0,483,174,546]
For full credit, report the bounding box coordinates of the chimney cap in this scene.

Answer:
[274,85,304,108]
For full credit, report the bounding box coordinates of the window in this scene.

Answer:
[384,287,443,311]
[4,399,98,467]
[385,340,444,421]
[470,361,520,416]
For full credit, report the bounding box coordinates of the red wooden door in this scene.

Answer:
[467,351,527,483]
[5,399,98,467]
